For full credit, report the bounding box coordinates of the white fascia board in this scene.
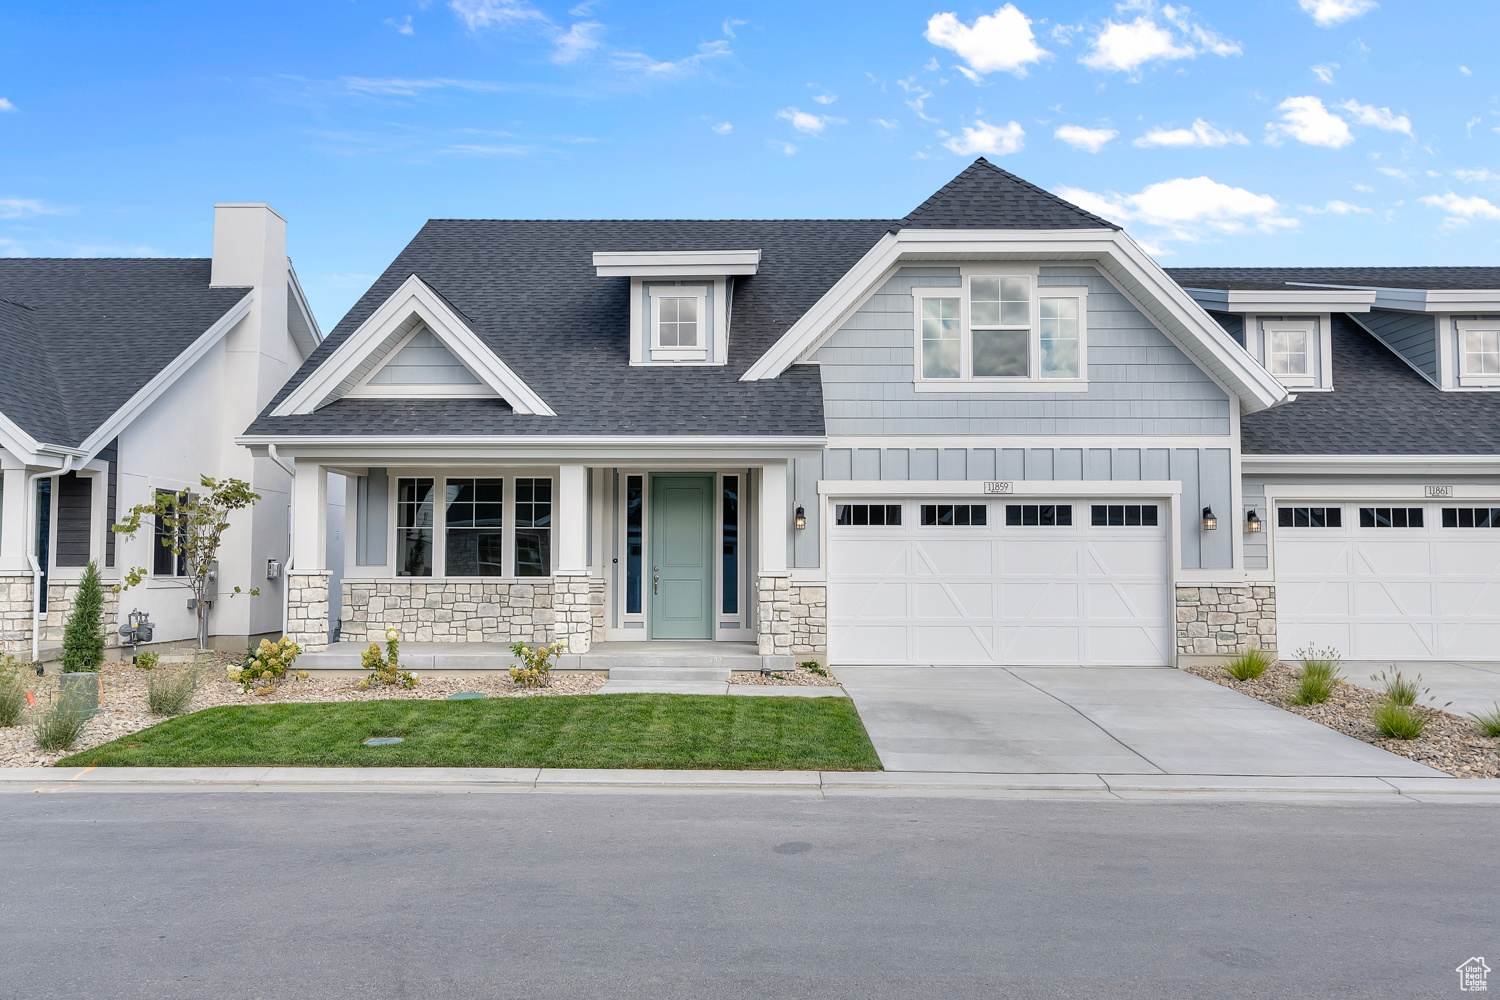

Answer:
[75,291,255,462]
[744,228,1290,414]
[593,250,761,277]
[818,479,1183,497]
[285,264,323,357]
[270,274,555,417]
[235,434,826,463]
[1283,283,1500,314]
[1184,287,1376,314]
[1243,453,1500,476]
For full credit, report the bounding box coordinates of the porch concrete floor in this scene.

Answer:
[836,665,1444,777]
[1342,660,1500,719]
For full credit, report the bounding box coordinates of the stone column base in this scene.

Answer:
[287,571,332,653]
[755,573,827,660]
[552,572,597,655]
[1175,585,1276,663]
[0,572,34,656]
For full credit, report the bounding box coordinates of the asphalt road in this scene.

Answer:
[3,792,1494,999]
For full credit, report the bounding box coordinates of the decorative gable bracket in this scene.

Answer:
[270,274,555,417]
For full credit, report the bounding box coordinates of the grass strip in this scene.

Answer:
[58,693,882,771]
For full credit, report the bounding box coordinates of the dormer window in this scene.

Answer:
[649,285,707,360]
[1239,316,1327,390]
[1268,323,1310,380]
[1458,321,1500,387]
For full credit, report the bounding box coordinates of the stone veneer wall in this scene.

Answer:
[0,572,34,654]
[287,572,332,653]
[337,575,605,653]
[755,574,827,659]
[42,580,121,647]
[1175,585,1276,658]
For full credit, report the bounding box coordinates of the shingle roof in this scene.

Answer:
[1168,266,1500,291]
[900,158,1120,231]
[0,259,250,448]
[246,219,895,438]
[1241,313,1500,455]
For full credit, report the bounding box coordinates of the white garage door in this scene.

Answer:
[1276,502,1500,659]
[827,499,1171,666]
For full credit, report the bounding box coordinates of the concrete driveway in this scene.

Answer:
[1343,660,1500,719]
[837,665,1442,778]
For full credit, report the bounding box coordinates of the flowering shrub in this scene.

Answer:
[227,636,303,694]
[509,640,564,688]
[358,627,418,690]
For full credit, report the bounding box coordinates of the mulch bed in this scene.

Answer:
[1187,661,1500,778]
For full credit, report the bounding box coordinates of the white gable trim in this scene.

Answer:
[286,265,323,358]
[270,274,555,417]
[740,228,1290,414]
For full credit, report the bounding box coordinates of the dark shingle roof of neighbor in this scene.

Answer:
[246,219,897,437]
[1168,266,1500,291]
[900,158,1121,231]
[0,259,250,447]
[1240,313,1500,455]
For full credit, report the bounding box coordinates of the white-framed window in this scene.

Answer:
[1263,320,1316,387]
[648,284,708,361]
[913,273,1087,390]
[1457,321,1500,387]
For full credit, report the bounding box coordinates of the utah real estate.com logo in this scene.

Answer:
[1457,957,1491,992]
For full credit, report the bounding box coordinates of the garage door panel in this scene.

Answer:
[1277,504,1500,661]
[914,582,993,619]
[913,540,994,576]
[829,498,1169,666]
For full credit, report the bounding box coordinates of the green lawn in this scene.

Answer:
[58,694,882,771]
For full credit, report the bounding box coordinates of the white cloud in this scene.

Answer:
[612,40,731,75]
[1339,99,1412,135]
[942,119,1025,156]
[449,0,546,31]
[1299,0,1378,28]
[767,139,798,156]
[1376,166,1409,179]
[1312,62,1337,84]
[925,4,1049,78]
[812,91,837,104]
[0,198,63,219]
[722,18,748,37]
[386,15,415,34]
[897,77,937,122]
[0,98,15,113]
[711,122,733,135]
[1460,65,1472,76]
[777,107,843,136]
[1265,96,1353,148]
[1134,118,1248,148]
[551,21,603,63]
[1055,124,1117,152]
[1304,199,1371,214]
[872,118,900,130]
[1455,168,1499,182]
[1422,192,1500,226]
[1353,183,1375,192]
[1056,176,1298,242]
[1081,2,1239,76]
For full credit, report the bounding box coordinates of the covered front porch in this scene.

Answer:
[265,441,826,664]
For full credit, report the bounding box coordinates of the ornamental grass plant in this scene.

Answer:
[1223,647,1274,682]
[1289,646,1342,706]
[34,693,92,752]
[1469,703,1500,738]
[1371,667,1421,707]
[0,654,29,728]
[1372,699,1427,740]
[147,665,201,717]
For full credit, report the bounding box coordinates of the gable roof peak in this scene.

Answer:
[900,157,1120,232]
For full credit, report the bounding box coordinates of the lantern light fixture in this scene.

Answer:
[1202,506,1218,532]
[1245,509,1263,533]
[794,506,807,531]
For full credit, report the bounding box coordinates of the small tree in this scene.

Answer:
[113,475,262,650]
[61,560,107,673]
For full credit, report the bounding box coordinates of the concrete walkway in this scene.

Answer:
[1343,660,1500,719]
[837,665,1444,778]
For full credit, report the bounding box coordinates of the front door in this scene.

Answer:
[649,474,714,639]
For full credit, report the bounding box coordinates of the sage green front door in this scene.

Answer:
[649,473,714,639]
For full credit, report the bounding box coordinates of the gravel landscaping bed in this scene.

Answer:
[729,664,842,687]
[1187,661,1500,778]
[2,653,605,767]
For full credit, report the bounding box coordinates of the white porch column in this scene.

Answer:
[556,464,587,574]
[292,460,328,571]
[758,461,788,574]
[0,463,28,572]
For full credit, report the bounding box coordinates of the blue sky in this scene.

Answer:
[2,0,1499,328]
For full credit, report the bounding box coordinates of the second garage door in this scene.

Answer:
[827,498,1172,666]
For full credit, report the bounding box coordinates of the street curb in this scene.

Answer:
[2,767,1499,801]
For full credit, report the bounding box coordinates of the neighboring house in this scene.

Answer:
[238,159,1500,668]
[0,204,341,660]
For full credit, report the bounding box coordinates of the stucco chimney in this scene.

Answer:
[210,203,287,290]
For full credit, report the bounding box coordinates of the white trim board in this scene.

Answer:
[826,435,1235,450]
[740,228,1290,415]
[1243,454,1500,476]
[271,274,555,417]
[817,479,1183,497]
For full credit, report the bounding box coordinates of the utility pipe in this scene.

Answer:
[27,456,73,664]
[266,445,295,638]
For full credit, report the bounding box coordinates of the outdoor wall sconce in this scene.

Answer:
[1245,509,1263,533]
[794,506,807,530]
[1202,506,1218,531]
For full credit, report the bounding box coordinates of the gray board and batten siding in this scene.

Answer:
[1352,309,1438,383]
[794,266,1235,572]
